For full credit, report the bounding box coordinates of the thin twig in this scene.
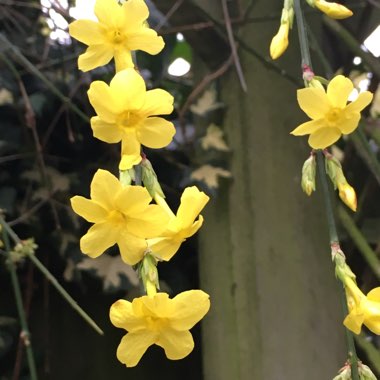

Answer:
[0,216,104,336]
[0,33,89,123]
[2,223,38,380]
[178,53,234,140]
[221,0,247,92]
[156,0,184,32]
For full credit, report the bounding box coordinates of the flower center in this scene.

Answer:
[107,210,125,225]
[326,107,342,126]
[108,29,125,45]
[145,316,169,331]
[118,111,141,129]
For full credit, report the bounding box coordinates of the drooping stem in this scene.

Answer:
[2,225,38,380]
[316,152,359,379]
[293,0,312,69]
[293,0,359,377]
[0,216,104,336]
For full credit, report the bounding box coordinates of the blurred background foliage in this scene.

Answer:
[0,0,379,379]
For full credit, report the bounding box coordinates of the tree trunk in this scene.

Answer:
[197,1,346,379]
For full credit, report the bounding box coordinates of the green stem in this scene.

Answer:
[293,0,360,376]
[2,226,38,380]
[0,33,89,123]
[316,152,339,243]
[316,152,359,379]
[0,217,104,336]
[293,0,312,69]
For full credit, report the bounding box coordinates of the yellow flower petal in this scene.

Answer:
[126,28,165,55]
[78,44,113,72]
[326,75,353,108]
[367,287,380,302]
[70,196,108,223]
[116,230,147,265]
[110,69,146,111]
[90,169,122,210]
[88,81,120,122]
[364,318,380,335]
[148,237,181,261]
[345,91,373,114]
[80,222,117,258]
[128,205,169,237]
[308,127,341,149]
[297,87,330,119]
[116,332,156,367]
[290,119,325,136]
[339,113,360,134]
[343,310,363,334]
[141,89,174,116]
[110,299,146,330]
[91,117,122,143]
[137,117,176,149]
[176,187,209,230]
[94,0,125,28]
[69,20,106,45]
[122,0,149,28]
[114,186,152,215]
[170,290,210,330]
[184,216,204,238]
[141,293,172,317]
[156,329,194,360]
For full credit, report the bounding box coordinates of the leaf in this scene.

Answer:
[71,255,139,291]
[191,165,231,189]
[190,89,224,116]
[201,124,229,151]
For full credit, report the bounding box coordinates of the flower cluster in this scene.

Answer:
[69,0,210,367]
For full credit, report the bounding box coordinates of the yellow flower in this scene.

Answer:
[69,0,164,72]
[148,186,209,261]
[315,0,353,19]
[110,290,210,367]
[70,169,169,265]
[270,23,289,60]
[87,68,175,170]
[343,277,380,335]
[291,75,373,149]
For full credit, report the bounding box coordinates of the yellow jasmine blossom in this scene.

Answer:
[314,0,353,19]
[69,0,164,72]
[291,75,373,149]
[148,186,209,261]
[110,290,210,367]
[70,169,169,265]
[87,68,175,170]
[270,23,289,60]
[343,277,380,335]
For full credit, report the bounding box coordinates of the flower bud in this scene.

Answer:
[358,363,377,380]
[314,0,353,19]
[301,155,316,196]
[325,154,357,212]
[338,181,357,212]
[332,365,351,380]
[141,158,165,198]
[270,22,289,60]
